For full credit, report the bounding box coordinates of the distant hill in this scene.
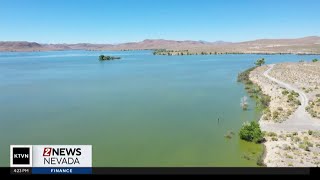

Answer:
[1,36,320,54]
[0,41,42,51]
[232,36,320,54]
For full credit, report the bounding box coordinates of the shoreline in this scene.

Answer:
[247,62,320,167]
[237,66,269,167]
[1,49,320,56]
[257,144,267,167]
[153,50,320,56]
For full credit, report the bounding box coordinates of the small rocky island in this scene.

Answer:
[99,55,121,61]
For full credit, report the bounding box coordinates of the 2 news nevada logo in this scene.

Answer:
[41,147,82,165]
[33,145,92,168]
[10,145,33,167]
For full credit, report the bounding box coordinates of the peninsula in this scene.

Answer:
[247,60,320,167]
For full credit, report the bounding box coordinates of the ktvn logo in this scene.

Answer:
[10,145,32,167]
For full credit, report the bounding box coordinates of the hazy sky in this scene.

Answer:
[0,0,319,43]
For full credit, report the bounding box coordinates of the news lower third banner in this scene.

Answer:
[10,145,92,175]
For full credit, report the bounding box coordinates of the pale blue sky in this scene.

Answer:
[0,0,319,43]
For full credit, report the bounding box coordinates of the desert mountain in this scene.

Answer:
[1,36,320,54]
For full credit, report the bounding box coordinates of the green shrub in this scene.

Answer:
[295,100,301,106]
[305,141,313,147]
[291,91,299,97]
[286,134,293,138]
[282,144,291,151]
[308,130,313,136]
[239,121,264,143]
[282,90,289,95]
[312,131,320,138]
[238,67,271,111]
[311,111,317,117]
[306,106,311,111]
[264,108,271,114]
[293,136,301,143]
[299,141,313,151]
[271,137,278,141]
[254,58,266,66]
[299,143,307,151]
[99,55,121,61]
[277,107,284,111]
[273,111,280,119]
[259,95,271,109]
[285,154,293,159]
[263,114,270,120]
[99,55,105,60]
[267,132,277,137]
[288,94,294,102]
[237,67,256,82]
[279,134,286,140]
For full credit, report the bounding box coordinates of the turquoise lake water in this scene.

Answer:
[0,51,318,167]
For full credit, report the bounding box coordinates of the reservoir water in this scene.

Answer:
[0,51,318,167]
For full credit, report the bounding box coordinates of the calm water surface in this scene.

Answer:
[1,51,318,166]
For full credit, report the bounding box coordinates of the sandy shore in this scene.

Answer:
[270,62,320,119]
[249,62,320,167]
[263,131,320,167]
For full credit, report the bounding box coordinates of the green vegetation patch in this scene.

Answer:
[254,58,265,67]
[239,121,264,143]
[99,55,121,61]
[237,67,271,111]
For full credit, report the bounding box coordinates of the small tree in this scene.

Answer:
[240,96,249,111]
[239,121,264,143]
[99,55,121,61]
[99,55,105,60]
[312,59,318,63]
[255,58,265,66]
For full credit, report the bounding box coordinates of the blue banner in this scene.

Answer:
[32,167,92,174]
